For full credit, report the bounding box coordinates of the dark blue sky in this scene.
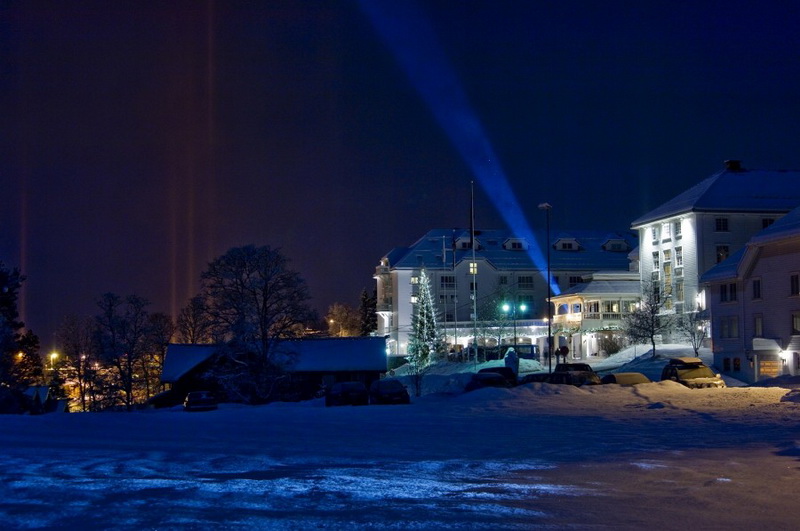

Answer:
[3,0,800,346]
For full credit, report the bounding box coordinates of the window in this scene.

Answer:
[792,312,800,334]
[791,273,800,296]
[720,284,728,302]
[752,279,761,300]
[715,218,729,232]
[675,282,684,302]
[469,281,477,292]
[410,295,418,304]
[510,241,523,250]
[733,358,741,371]
[469,262,477,275]
[499,276,508,285]
[440,275,455,290]
[716,245,730,264]
[663,263,672,285]
[754,314,763,337]
[662,249,672,262]
[674,220,682,238]
[720,316,739,338]
[762,218,775,229]
[652,252,660,270]
[651,226,659,241]
[729,283,737,301]
[569,276,583,287]
[410,276,419,285]
[561,242,574,250]
[518,276,534,289]
[662,223,671,239]
[675,247,683,267]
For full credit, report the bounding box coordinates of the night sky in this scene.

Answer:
[3,0,800,347]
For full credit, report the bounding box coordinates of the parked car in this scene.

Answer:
[660,357,726,389]
[464,371,514,392]
[183,391,218,412]
[369,379,411,405]
[477,367,518,386]
[551,363,601,386]
[601,372,651,386]
[518,372,551,384]
[325,381,369,407]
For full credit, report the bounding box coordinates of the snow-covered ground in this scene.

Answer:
[3,348,800,530]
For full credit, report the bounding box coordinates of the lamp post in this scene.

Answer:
[502,302,528,349]
[49,351,58,371]
[538,202,553,373]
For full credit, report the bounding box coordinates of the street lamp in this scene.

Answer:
[538,202,553,373]
[502,302,527,349]
[49,351,58,371]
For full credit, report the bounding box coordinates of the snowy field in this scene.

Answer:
[3,346,800,530]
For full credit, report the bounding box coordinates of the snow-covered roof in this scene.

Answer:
[381,228,637,272]
[161,344,218,383]
[162,338,388,383]
[631,165,800,227]
[698,247,747,284]
[749,203,800,246]
[555,279,641,298]
[276,337,388,372]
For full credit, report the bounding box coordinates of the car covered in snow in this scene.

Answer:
[325,381,369,407]
[369,379,410,405]
[600,372,651,386]
[183,391,218,412]
[550,363,601,386]
[660,357,726,389]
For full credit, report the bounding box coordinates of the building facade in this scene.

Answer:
[631,160,800,316]
[550,271,641,358]
[701,206,800,383]
[374,228,637,358]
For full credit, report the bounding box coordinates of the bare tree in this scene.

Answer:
[142,312,175,397]
[199,245,313,402]
[176,295,214,344]
[676,306,708,355]
[56,314,97,412]
[622,281,674,358]
[95,293,151,410]
[326,303,359,337]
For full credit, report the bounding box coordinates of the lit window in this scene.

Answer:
[469,262,477,275]
[675,282,684,302]
[410,276,419,285]
[675,247,683,267]
[410,296,418,304]
[663,249,671,262]
[715,218,729,232]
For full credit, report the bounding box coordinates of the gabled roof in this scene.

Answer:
[701,203,800,284]
[162,344,218,383]
[381,228,637,272]
[161,338,388,383]
[631,165,800,227]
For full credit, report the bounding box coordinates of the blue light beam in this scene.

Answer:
[359,0,559,295]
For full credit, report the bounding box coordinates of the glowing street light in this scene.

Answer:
[49,352,59,371]
[538,202,553,373]
[501,302,527,349]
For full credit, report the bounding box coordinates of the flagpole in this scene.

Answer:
[471,181,478,367]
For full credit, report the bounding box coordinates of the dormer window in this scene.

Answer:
[554,238,580,251]
[603,239,629,252]
[503,238,527,251]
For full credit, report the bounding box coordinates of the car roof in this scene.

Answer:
[667,357,704,365]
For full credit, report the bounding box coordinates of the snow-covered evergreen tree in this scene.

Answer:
[407,269,443,368]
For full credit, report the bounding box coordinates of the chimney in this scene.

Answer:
[724,159,743,171]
